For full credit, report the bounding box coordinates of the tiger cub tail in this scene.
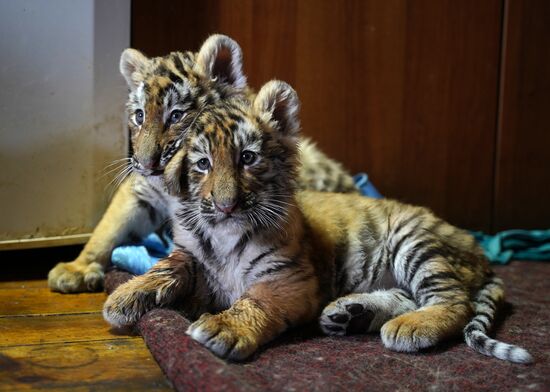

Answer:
[464,275,533,364]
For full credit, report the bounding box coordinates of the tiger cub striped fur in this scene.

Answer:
[103,80,532,363]
[48,34,356,294]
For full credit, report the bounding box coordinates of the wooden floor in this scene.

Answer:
[0,280,172,391]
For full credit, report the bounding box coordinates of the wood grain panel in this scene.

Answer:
[131,0,296,86]
[0,340,171,391]
[131,0,503,230]
[247,1,297,87]
[0,287,106,317]
[297,0,501,230]
[294,0,409,207]
[131,1,212,55]
[0,279,170,390]
[0,279,106,317]
[397,1,502,231]
[494,0,550,230]
[0,280,47,289]
[0,314,129,347]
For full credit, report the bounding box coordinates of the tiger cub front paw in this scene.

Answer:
[320,295,376,336]
[103,279,159,328]
[48,261,104,293]
[187,313,259,361]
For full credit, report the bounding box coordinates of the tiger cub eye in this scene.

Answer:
[135,109,144,125]
[169,110,184,125]
[197,158,211,171]
[241,150,257,166]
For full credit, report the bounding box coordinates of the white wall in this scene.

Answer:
[0,0,130,248]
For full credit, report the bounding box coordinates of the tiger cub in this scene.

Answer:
[48,34,356,294]
[103,80,532,363]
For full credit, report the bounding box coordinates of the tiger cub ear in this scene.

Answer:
[120,48,149,91]
[195,34,246,89]
[254,80,300,137]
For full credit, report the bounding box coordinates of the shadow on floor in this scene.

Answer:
[1,245,83,282]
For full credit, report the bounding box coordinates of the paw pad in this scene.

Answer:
[320,300,374,336]
[346,303,364,315]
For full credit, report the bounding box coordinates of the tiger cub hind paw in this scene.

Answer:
[48,261,104,293]
[381,313,443,352]
[320,296,377,336]
[187,313,258,361]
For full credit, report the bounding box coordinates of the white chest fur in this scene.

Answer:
[171,214,266,308]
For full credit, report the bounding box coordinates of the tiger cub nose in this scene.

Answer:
[214,200,238,214]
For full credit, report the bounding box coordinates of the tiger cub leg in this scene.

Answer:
[320,289,417,336]
[103,249,206,328]
[381,260,473,352]
[48,176,165,293]
[187,273,320,361]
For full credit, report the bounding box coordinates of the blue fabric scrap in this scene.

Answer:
[354,173,383,198]
[111,232,173,275]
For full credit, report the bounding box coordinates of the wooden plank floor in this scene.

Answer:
[0,280,172,391]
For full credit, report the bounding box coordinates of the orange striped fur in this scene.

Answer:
[104,80,532,363]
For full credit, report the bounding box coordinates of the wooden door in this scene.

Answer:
[493,0,550,231]
[132,0,505,231]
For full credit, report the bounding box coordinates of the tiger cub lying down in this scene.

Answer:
[103,80,532,363]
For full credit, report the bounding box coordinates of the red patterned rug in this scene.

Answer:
[105,261,550,391]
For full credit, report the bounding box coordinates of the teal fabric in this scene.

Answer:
[471,229,550,264]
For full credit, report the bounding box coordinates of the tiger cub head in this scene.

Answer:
[120,34,247,177]
[164,80,300,233]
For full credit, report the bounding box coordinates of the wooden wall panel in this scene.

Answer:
[494,0,550,230]
[400,1,502,230]
[131,0,503,231]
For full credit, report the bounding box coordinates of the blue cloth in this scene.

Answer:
[471,229,550,264]
[354,173,383,198]
[111,232,173,275]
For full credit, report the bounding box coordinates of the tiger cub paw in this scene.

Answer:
[320,295,377,336]
[103,279,158,328]
[381,312,441,352]
[187,313,258,361]
[48,261,104,293]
